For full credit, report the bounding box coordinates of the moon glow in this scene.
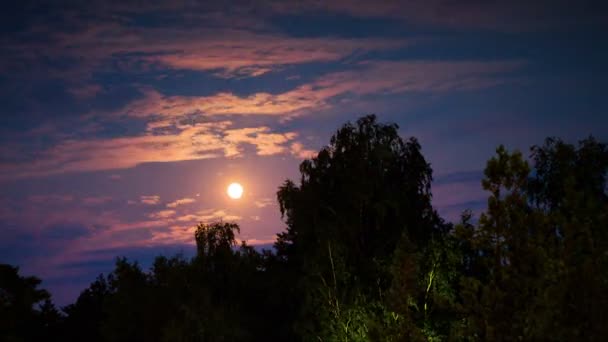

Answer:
[227,183,243,199]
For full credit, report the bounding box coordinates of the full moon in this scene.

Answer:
[227,182,243,199]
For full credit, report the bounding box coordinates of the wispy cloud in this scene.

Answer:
[148,210,176,219]
[0,121,299,179]
[140,195,160,205]
[290,142,317,159]
[176,209,241,223]
[253,198,274,208]
[145,33,406,77]
[4,17,407,80]
[0,59,523,181]
[122,88,326,121]
[119,60,524,124]
[166,198,196,208]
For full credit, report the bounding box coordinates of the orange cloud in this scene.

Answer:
[9,22,406,80]
[148,210,177,219]
[149,225,197,245]
[290,142,317,159]
[253,198,274,208]
[125,60,523,123]
[166,198,196,208]
[176,209,241,223]
[0,121,299,179]
[147,33,406,76]
[0,60,522,180]
[140,195,160,205]
[124,89,323,120]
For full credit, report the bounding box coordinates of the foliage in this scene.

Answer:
[0,264,62,342]
[2,117,606,341]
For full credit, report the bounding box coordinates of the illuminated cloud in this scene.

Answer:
[140,195,161,205]
[290,142,317,159]
[176,209,241,223]
[0,58,523,182]
[116,59,523,125]
[253,198,274,208]
[149,225,197,245]
[148,210,176,219]
[222,127,297,157]
[146,34,405,76]
[0,121,299,179]
[238,237,278,246]
[166,198,196,208]
[3,18,406,80]
[124,88,324,119]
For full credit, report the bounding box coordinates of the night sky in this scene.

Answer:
[1,0,606,305]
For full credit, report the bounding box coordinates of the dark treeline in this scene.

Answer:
[2,115,607,341]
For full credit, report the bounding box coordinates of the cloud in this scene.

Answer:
[253,198,274,208]
[238,237,278,246]
[290,142,317,159]
[0,121,299,179]
[309,60,525,96]
[118,59,522,125]
[140,195,160,205]
[176,209,241,223]
[0,59,523,181]
[145,33,405,76]
[166,198,196,208]
[222,127,297,157]
[148,210,176,219]
[3,13,406,80]
[149,225,197,245]
[123,88,326,120]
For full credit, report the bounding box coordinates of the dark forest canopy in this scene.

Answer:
[2,115,607,341]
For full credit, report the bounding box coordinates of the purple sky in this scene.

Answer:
[0,0,606,306]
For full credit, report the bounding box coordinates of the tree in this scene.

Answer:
[526,137,608,340]
[456,138,608,340]
[276,115,451,340]
[62,275,111,342]
[0,264,61,341]
[457,146,545,339]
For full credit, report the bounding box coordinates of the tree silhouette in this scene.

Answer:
[0,264,61,341]
[276,115,452,340]
[456,138,608,340]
